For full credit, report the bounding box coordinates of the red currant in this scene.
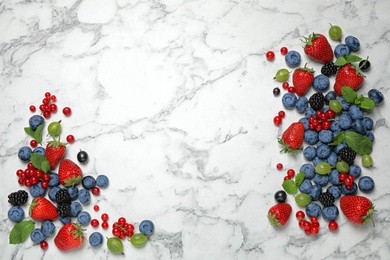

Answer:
[50,95,57,102]
[43,111,51,119]
[287,169,295,178]
[325,109,335,119]
[287,86,295,93]
[328,220,338,231]
[16,169,24,177]
[282,82,289,90]
[49,103,57,112]
[42,98,50,105]
[18,178,24,185]
[92,186,100,195]
[280,47,288,55]
[25,179,32,187]
[29,105,36,112]
[42,173,51,181]
[315,125,322,132]
[40,240,49,250]
[298,219,305,228]
[118,217,127,226]
[283,175,291,181]
[63,107,72,116]
[278,110,285,118]
[66,135,75,143]
[339,173,347,182]
[39,104,45,112]
[310,216,318,223]
[125,223,134,233]
[296,211,305,220]
[276,163,283,170]
[112,227,121,237]
[41,181,49,189]
[30,140,38,148]
[302,221,312,231]
[310,226,319,234]
[102,221,109,229]
[101,213,109,221]
[30,176,39,185]
[91,219,99,227]
[322,120,331,130]
[266,51,275,61]
[273,115,282,126]
[44,92,51,98]
[93,205,100,211]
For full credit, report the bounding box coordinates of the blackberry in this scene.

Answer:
[308,92,325,110]
[8,190,29,206]
[56,203,71,217]
[338,146,357,165]
[55,188,71,204]
[321,62,338,77]
[318,192,335,207]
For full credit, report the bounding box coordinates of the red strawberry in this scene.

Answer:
[278,122,305,153]
[340,195,376,226]
[292,64,315,96]
[46,140,66,170]
[303,33,333,64]
[54,223,85,251]
[334,63,364,95]
[58,159,83,187]
[29,196,58,221]
[267,203,292,227]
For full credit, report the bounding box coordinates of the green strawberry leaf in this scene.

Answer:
[295,171,305,187]
[345,54,363,63]
[345,131,373,155]
[9,220,35,244]
[334,56,347,67]
[30,153,50,173]
[359,97,375,110]
[328,132,345,146]
[282,180,297,194]
[341,86,357,103]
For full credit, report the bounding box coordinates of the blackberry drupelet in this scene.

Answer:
[55,188,71,204]
[56,203,71,217]
[8,190,28,206]
[318,192,335,207]
[309,92,325,110]
[321,62,338,77]
[338,146,357,165]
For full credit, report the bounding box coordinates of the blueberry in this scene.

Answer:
[368,89,384,105]
[324,91,337,105]
[313,173,329,187]
[70,201,82,217]
[304,130,319,145]
[312,74,330,92]
[30,228,46,244]
[351,119,366,135]
[48,173,60,187]
[349,165,361,179]
[299,117,309,130]
[318,130,333,143]
[41,220,55,236]
[282,93,297,109]
[327,185,342,199]
[59,216,71,224]
[341,183,358,195]
[48,186,61,202]
[89,232,104,247]
[96,175,109,188]
[312,157,327,166]
[299,179,313,194]
[349,105,364,120]
[339,112,352,129]
[33,147,45,156]
[305,202,321,218]
[8,206,25,222]
[29,115,45,131]
[295,96,308,113]
[303,146,317,161]
[334,43,350,58]
[337,97,350,111]
[358,176,375,193]
[81,176,96,190]
[78,189,91,204]
[77,211,91,225]
[29,182,46,197]
[345,35,360,51]
[327,152,338,167]
[309,184,322,200]
[139,220,154,236]
[285,50,301,68]
[300,163,315,179]
[366,131,375,142]
[362,117,374,131]
[18,146,32,162]
[305,107,316,118]
[329,170,340,185]
[333,143,346,154]
[330,121,341,135]
[322,205,339,221]
[67,187,79,200]
[316,144,331,159]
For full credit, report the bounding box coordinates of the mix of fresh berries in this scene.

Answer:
[7,92,155,254]
[267,24,383,235]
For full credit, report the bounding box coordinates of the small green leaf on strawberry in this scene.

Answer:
[30,153,51,173]
[9,220,35,244]
[334,55,362,67]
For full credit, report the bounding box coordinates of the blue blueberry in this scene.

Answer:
[139,220,154,236]
[312,74,330,92]
[327,185,342,199]
[41,220,55,236]
[322,205,339,221]
[329,170,340,185]
[285,50,301,68]
[333,143,346,154]
[339,112,352,129]
[304,130,319,145]
[89,232,104,247]
[349,165,361,179]
[309,184,322,200]
[81,176,96,190]
[349,105,364,120]
[312,156,327,166]
[334,43,350,58]
[295,96,308,113]
[303,146,317,161]
[368,89,384,105]
[70,201,82,217]
[29,182,46,197]
[299,179,313,194]
[96,175,109,188]
[345,35,360,51]
[8,206,25,222]
[48,172,60,187]
[318,130,333,144]
[299,117,309,130]
[282,93,297,109]
[324,91,337,105]
[313,173,329,187]
[300,163,315,179]
[352,119,366,135]
[316,144,331,159]
[358,176,375,193]
[362,117,374,130]
[305,202,321,218]
[32,147,45,156]
[18,146,32,162]
[67,187,79,200]
[366,131,375,142]
[341,183,358,195]
[337,97,350,111]
[59,216,71,224]
[330,121,341,135]
[305,107,316,118]
[29,115,45,131]
[30,228,46,244]
[48,186,61,202]
[78,189,91,204]
[77,211,91,225]
[327,152,338,167]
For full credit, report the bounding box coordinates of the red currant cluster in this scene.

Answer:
[91,212,109,229]
[112,217,135,239]
[16,162,51,188]
[273,110,285,126]
[283,168,295,181]
[29,91,72,119]
[308,109,335,132]
[296,211,320,235]
[339,173,355,190]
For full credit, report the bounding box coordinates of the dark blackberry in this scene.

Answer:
[8,190,29,206]
[321,62,338,77]
[55,188,71,204]
[338,146,357,165]
[318,192,335,207]
[56,203,71,217]
[308,92,325,110]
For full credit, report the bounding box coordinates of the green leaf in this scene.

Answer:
[282,180,297,194]
[341,86,357,103]
[328,132,345,146]
[295,172,305,187]
[24,127,35,138]
[359,97,375,110]
[33,125,44,144]
[30,153,50,173]
[334,56,347,66]
[345,54,363,63]
[345,131,373,155]
[9,220,35,244]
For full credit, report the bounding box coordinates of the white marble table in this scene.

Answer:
[1,0,389,259]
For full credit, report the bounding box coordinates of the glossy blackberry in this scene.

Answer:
[8,190,28,206]
[309,92,325,110]
[55,188,71,204]
[318,192,335,207]
[56,203,71,217]
[321,62,338,77]
[338,146,357,165]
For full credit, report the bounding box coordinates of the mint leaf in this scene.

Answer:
[9,220,35,244]
[30,153,50,173]
[295,171,305,187]
[341,86,357,103]
[345,131,373,155]
[24,127,35,138]
[282,180,297,194]
[329,132,345,146]
[345,55,362,63]
[334,56,347,66]
[33,125,44,144]
[359,97,375,110]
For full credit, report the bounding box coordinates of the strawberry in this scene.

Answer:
[58,159,83,187]
[267,203,292,227]
[292,64,315,96]
[54,223,85,251]
[46,140,66,170]
[334,63,364,96]
[278,122,305,153]
[29,196,58,221]
[303,33,333,64]
[340,195,376,226]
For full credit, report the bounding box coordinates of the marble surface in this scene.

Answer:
[1,0,390,259]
